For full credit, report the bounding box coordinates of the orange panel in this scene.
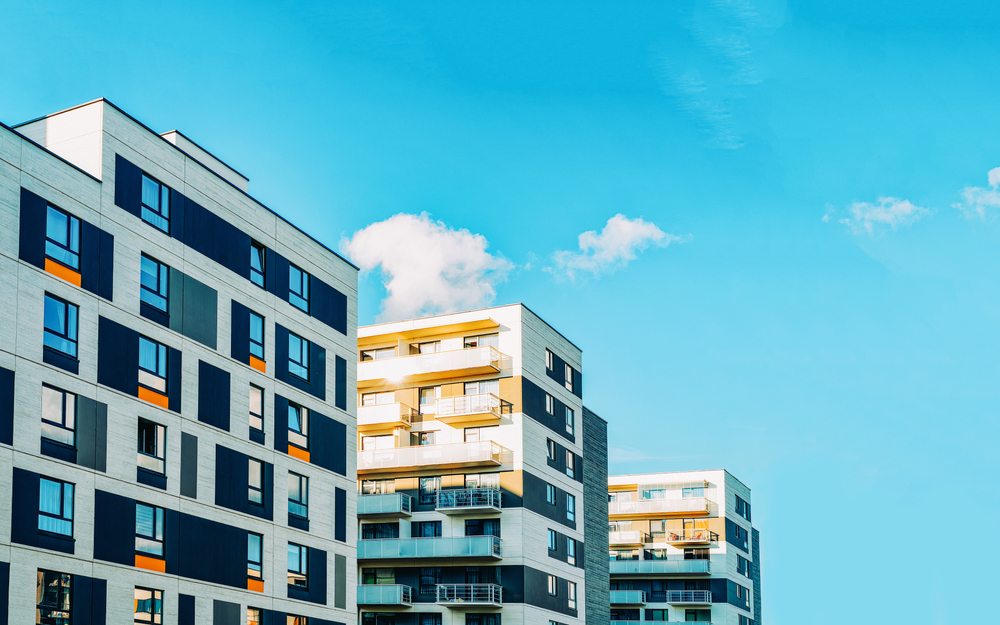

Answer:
[247,578,264,593]
[45,259,82,287]
[249,355,266,373]
[135,554,166,572]
[288,445,310,463]
[138,386,169,409]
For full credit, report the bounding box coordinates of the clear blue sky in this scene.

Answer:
[5,2,1000,623]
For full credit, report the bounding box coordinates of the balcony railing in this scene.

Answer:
[436,488,502,514]
[435,393,508,424]
[664,590,712,604]
[358,440,513,475]
[609,590,647,605]
[436,583,503,607]
[608,559,711,575]
[608,530,649,546]
[357,493,413,518]
[358,535,503,560]
[357,584,413,606]
[608,497,711,517]
[358,403,416,432]
[665,529,718,544]
[359,345,506,388]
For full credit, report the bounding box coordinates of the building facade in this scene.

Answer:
[353,304,607,625]
[0,100,358,624]
[607,471,761,625]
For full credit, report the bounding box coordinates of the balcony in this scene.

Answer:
[358,403,416,433]
[608,530,648,547]
[357,493,413,518]
[665,529,718,546]
[608,559,711,575]
[359,346,507,389]
[358,535,503,560]
[609,590,646,606]
[435,393,509,426]
[608,497,711,518]
[436,488,502,515]
[357,584,413,607]
[436,584,503,607]
[358,441,513,475]
[664,590,712,605]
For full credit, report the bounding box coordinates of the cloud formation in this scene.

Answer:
[953,166,1000,220]
[548,214,690,280]
[341,213,513,321]
[834,197,932,235]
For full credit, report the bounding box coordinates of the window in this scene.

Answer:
[413,341,440,354]
[682,486,705,498]
[545,349,554,371]
[289,472,308,518]
[736,494,752,521]
[289,264,310,312]
[738,554,751,576]
[463,379,499,396]
[546,483,556,505]
[139,255,169,312]
[414,521,442,537]
[249,311,265,360]
[287,616,308,625]
[361,391,394,406]
[361,479,395,495]
[733,524,744,540]
[141,173,170,232]
[565,450,575,478]
[36,570,72,623]
[739,616,755,625]
[39,478,76,538]
[135,503,165,557]
[567,581,577,609]
[421,616,442,625]
[249,458,264,505]
[45,205,80,269]
[137,418,166,474]
[464,518,500,537]
[466,615,501,625]
[411,431,437,446]
[248,532,263,580]
[567,538,576,565]
[547,439,556,461]
[288,402,308,450]
[247,608,263,625]
[362,568,396,585]
[288,332,309,380]
[249,384,264,433]
[547,574,557,596]
[43,294,78,358]
[564,363,573,392]
[362,435,394,451]
[548,529,557,551]
[648,609,668,621]
[361,347,396,361]
[362,522,400,539]
[565,407,574,435]
[418,387,440,414]
[41,385,76,447]
[566,494,576,521]
[134,587,163,624]
[419,567,441,595]
[250,240,266,288]
[464,473,500,489]
[287,543,308,588]
[684,548,710,561]
[545,393,554,415]
[138,337,168,393]
[464,334,498,349]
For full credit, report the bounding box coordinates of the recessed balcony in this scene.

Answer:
[358,402,416,434]
[609,530,649,547]
[436,488,502,515]
[436,583,503,607]
[358,345,507,389]
[357,493,413,518]
[357,535,503,560]
[358,441,513,475]
[608,559,711,575]
[665,529,718,546]
[610,590,647,606]
[608,497,711,519]
[357,584,413,607]
[664,590,712,605]
[435,393,509,426]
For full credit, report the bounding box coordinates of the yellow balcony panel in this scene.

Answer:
[359,318,500,348]
[435,393,507,426]
[358,402,416,434]
[608,497,712,519]
[358,346,506,389]
[358,441,513,476]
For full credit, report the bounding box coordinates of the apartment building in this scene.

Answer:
[607,471,761,625]
[352,304,608,625]
[0,99,358,624]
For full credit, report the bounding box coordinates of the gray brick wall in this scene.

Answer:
[582,406,609,625]
[752,527,763,625]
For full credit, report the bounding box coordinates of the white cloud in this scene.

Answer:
[952,166,1000,220]
[341,213,513,321]
[836,197,932,235]
[547,214,690,280]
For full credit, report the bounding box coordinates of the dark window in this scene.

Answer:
[566,494,576,521]
[420,615,442,625]
[288,402,308,450]
[38,477,74,536]
[287,543,308,588]
[139,255,169,312]
[361,522,399,540]
[43,294,78,358]
[414,521,442,538]
[41,385,76,447]
[135,503,165,557]
[683,548,710,560]
[249,458,264,505]
[463,334,498,348]
[738,554,751,576]
[138,337,168,393]
[249,311,265,360]
[137,419,166,474]
[45,205,80,270]
[248,532,263,580]
[465,519,500,538]
[419,567,441,595]
[141,173,170,232]
[736,494,752,521]
[36,570,72,623]
[133,586,163,623]
[288,472,308,519]
[288,332,309,380]
[411,431,436,446]
[548,529,557,550]
[250,240,266,288]
[466,615,502,625]
[289,264,310,313]
[649,609,668,621]
[249,384,264,433]
[546,483,556,505]
[419,477,440,505]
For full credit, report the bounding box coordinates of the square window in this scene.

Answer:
[547,529,557,551]
[43,294,78,359]
[249,384,264,433]
[545,394,554,415]
[248,532,263,580]
[133,586,163,624]
[288,402,309,450]
[546,483,556,505]
[547,574,557,596]
[288,332,309,380]
[38,477,74,536]
[137,418,166,475]
[135,502,165,557]
[45,205,80,270]
[141,173,170,233]
[288,472,309,519]
[249,311,265,360]
[36,570,72,622]
[566,494,576,522]
[250,241,266,288]
[139,255,169,312]
[289,264,310,313]
[138,337,168,393]
[287,543,308,588]
[249,458,265,505]
[41,385,76,447]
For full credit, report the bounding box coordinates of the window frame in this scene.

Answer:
[287,542,308,589]
[135,502,165,558]
[547,529,557,551]
[140,172,171,233]
[545,349,554,371]
[36,569,73,623]
[41,384,77,448]
[249,458,265,506]
[564,363,573,392]
[45,204,81,270]
[137,336,168,394]
[419,476,441,505]
[38,477,74,537]
[565,406,574,435]
[287,401,309,451]
[249,384,264,434]
[43,293,79,359]
[139,254,170,313]
[247,607,263,625]
[289,263,310,313]
[546,439,556,462]
[249,311,265,361]
[565,450,575,478]
[546,483,556,506]
[288,471,309,519]
[133,586,163,624]
[566,493,576,522]
[248,532,264,580]
[137,418,167,475]
[567,538,576,565]
[547,574,557,596]
[567,581,577,609]
[419,567,442,595]
[287,331,310,381]
[250,240,266,288]
[545,393,554,415]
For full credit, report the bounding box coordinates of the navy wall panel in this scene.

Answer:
[97,316,138,397]
[311,343,326,401]
[335,488,347,542]
[10,468,39,548]
[113,154,142,219]
[183,198,250,278]
[79,220,102,296]
[312,277,347,335]
[0,560,8,625]
[268,248,287,299]
[180,433,199,498]
[230,300,251,366]
[18,187,46,269]
[169,188,186,241]
[309,548,328,605]
[274,324,289,382]
[178,594,196,625]
[335,355,347,411]
[0,367,13,446]
[522,377,575,443]
[177,512,247,588]
[167,345,182,413]
[213,600,241,625]
[273,394,289,452]
[215,444,248,515]
[164,508,180,576]
[198,360,231,431]
[98,230,115,301]
[311,412,346,475]
[93,490,136,566]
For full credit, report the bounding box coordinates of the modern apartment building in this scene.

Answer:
[607,471,761,625]
[0,99,358,624]
[352,304,608,625]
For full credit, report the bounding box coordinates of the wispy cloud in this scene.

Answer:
[832,197,932,236]
[953,166,1000,220]
[341,213,513,321]
[546,214,691,280]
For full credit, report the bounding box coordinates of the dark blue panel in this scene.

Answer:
[546,352,566,386]
[311,277,347,335]
[213,600,241,625]
[167,345,182,413]
[309,547,328,605]
[89,577,107,625]
[273,323,290,384]
[113,154,142,219]
[97,316,138,397]
[98,230,115,301]
[40,439,77,464]
[178,594,195,625]
[169,188,186,242]
[311,343,326,401]
[310,411,346,476]
[335,488,346,542]
[37,531,74,554]
[18,187,47,269]
[137,468,167,490]
[180,433,198,499]
[214,444,249,515]
[139,304,169,328]
[183,197,250,277]
[11,468,40,548]
[43,347,79,375]
[177,512,247,588]
[80,220,102,297]
[335,355,346,411]
[288,514,309,532]
[75,575,94,625]
[230,300,251,366]
[198,360,231,431]
[273,394,288,452]
[249,428,265,445]
[725,518,749,553]
[262,610,286,625]
[0,561,8,625]
[267,248,286,298]
[0,367,14,446]
[165,508,180,576]
[93,490,135,566]
[572,368,582,399]
[521,376,574,443]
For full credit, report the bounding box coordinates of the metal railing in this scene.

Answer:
[608,497,711,516]
[436,393,506,419]
[608,559,711,575]
[356,584,413,606]
[435,583,503,605]
[608,530,649,545]
[358,403,416,427]
[357,535,503,560]
[357,493,412,516]
[609,590,646,605]
[358,440,512,472]
[665,528,718,543]
[664,590,712,604]
[436,488,502,510]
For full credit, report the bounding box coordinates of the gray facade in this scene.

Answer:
[582,407,609,625]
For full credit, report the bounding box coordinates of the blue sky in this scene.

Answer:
[5,1,1000,622]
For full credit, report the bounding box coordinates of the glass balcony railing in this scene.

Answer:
[608,498,711,517]
[357,535,503,560]
[435,583,503,606]
[610,590,647,605]
[664,590,712,604]
[665,529,718,545]
[357,584,413,606]
[608,559,711,575]
[357,493,413,517]
[608,530,649,546]
[358,403,416,431]
[436,488,502,513]
[358,441,513,474]
[359,345,506,387]
[435,393,508,424]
